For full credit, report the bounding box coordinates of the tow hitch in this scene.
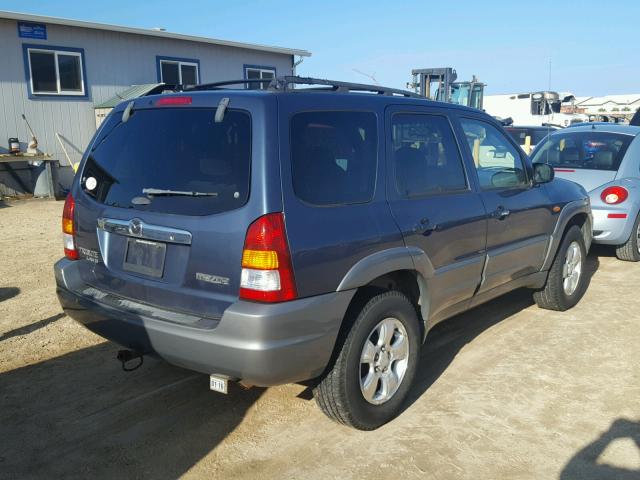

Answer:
[116,349,144,372]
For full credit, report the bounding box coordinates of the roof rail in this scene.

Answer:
[186,79,271,91]
[273,76,423,98]
[184,76,423,98]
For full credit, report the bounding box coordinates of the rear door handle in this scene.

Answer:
[493,206,510,220]
[413,218,437,234]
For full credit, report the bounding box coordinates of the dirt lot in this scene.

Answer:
[1,198,639,480]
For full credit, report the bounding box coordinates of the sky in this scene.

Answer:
[2,0,638,96]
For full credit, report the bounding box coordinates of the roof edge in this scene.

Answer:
[0,10,311,57]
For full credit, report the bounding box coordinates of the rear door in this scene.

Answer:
[277,95,405,298]
[456,115,554,293]
[385,105,487,318]
[72,93,279,319]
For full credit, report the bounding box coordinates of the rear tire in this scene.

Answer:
[615,213,640,262]
[314,291,421,430]
[534,225,588,311]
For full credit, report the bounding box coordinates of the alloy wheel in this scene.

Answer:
[359,317,409,405]
[562,241,583,295]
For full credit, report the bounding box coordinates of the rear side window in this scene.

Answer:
[290,111,377,205]
[391,114,467,197]
[82,108,251,216]
[531,132,633,171]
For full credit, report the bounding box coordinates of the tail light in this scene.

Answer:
[239,213,297,302]
[600,186,628,205]
[62,193,78,260]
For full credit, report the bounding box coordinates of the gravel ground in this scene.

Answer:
[1,198,639,480]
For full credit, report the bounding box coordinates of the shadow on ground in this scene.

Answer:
[0,287,20,302]
[1,313,65,341]
[0,342,265,479]
[560,418,640,480]
[403,250,599,411]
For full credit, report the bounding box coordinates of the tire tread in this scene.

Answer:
[534,225,587,311]
[314,290,416,430]
[615,214,640,262]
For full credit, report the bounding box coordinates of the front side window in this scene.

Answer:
[392,114,467,197]
[291,111,377,206]
[460,118,528,190]
[158,58,199,85]
[26,47,85,96]
[531,132,633,171]
[245,67,275,90]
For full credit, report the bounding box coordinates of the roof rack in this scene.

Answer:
[185,76,423,98]
[186,79,270,91]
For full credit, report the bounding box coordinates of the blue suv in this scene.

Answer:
[55,77,592,430]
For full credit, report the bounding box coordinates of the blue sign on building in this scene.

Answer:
[18,22,47,40]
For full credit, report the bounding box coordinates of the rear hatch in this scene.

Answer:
[72,92,279,321]
[531,130,634,191]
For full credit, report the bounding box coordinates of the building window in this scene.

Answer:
[23,45,86,97]
[244,65,276,90]
[156,56,200,85]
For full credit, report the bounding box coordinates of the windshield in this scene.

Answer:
[450,83,471,106]
[531,131,633,171]
[531,93,561,115]
[81,107,251,215]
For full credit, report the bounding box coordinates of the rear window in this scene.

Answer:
[81,107,251,215]
[290,111,377,205]
[531,131,633,171]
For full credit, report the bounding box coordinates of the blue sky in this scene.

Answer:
[2,0,638,95]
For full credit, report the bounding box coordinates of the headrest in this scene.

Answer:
[593,150,614,169]
[561,147,579,163]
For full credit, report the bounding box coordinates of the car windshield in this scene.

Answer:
[531,131,633,171]
[81,107,251,215]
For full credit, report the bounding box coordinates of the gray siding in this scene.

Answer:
[0,18,293,194]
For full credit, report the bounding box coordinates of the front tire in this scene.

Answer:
[533,225,588,311]
[314,291,421,430]
[615,213,640,262]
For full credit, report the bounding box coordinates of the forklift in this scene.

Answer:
[409,67,485,110]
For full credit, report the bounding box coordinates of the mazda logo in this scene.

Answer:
[129,218,143,237]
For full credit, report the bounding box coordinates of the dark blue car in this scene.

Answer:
[55,77,592,430]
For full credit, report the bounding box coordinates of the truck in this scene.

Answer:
[483,91,589,127]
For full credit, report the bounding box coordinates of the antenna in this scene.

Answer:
[352,69,379,85]
[546,58,552,131]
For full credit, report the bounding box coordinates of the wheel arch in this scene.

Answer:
[542,199,592,271]
[336,247,435,336]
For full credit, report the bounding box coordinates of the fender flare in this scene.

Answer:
[336,246,435,326]
[542,198,592,271]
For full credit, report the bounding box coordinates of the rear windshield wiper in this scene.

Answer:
[142,188,218,197]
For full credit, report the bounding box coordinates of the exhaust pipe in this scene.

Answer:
[116,349,144,371]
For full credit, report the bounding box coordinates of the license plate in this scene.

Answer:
[123,238,166,278]
[209,375,228,394]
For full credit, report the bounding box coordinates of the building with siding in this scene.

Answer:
[0,10,310,196]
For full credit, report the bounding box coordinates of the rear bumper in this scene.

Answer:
[591,206,635,245]
[55,258,354,386]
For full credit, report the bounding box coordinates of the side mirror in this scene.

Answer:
[533,163,554,184]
